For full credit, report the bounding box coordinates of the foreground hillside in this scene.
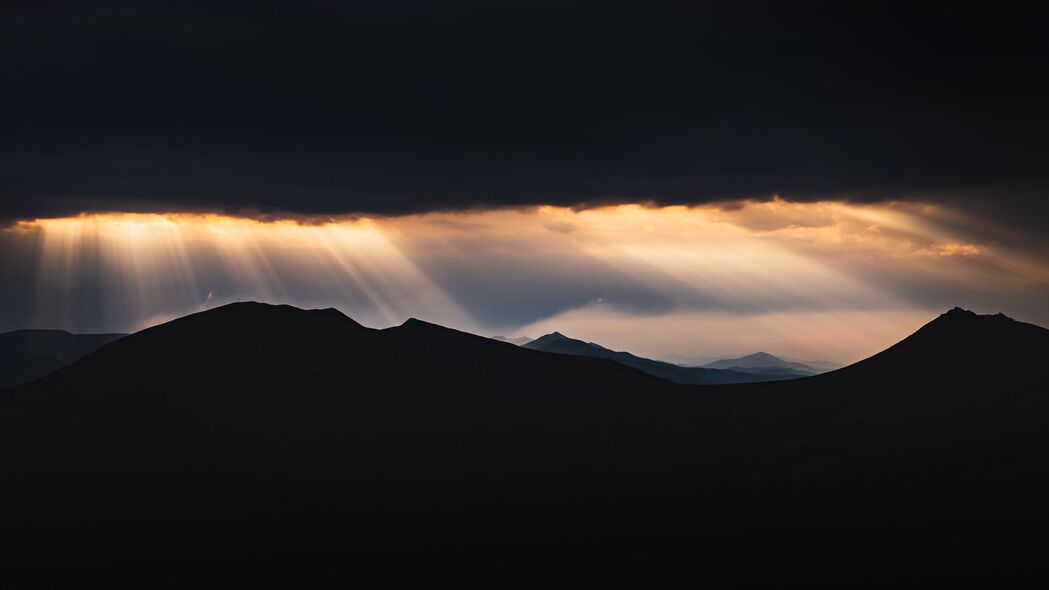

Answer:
[2,303,1048,583]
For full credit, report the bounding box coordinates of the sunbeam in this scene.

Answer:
[5,200,1046,363]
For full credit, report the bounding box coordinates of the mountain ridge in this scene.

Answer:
[3,303,1049,579]
[26,302,666,394]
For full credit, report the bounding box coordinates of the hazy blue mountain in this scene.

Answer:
[665,352,840,372]
[0,329,126,389]
[778,355,843,372]
[525,332,803,384]
[702,351,818,375]
[490,335,533,346]
[658,353,723,367]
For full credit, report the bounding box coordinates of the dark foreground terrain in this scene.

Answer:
[2,303,1049,585]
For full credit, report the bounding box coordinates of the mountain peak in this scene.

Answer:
[748,352,778,360]
[943,306,977,318]
[937,307,1014,325]
[525,332,569,348]
[817,305,1048,398]
[701,351,812,372]
[853,308,1034,369]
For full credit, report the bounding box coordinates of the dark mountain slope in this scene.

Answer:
[0,329,125,388]
[813,307,1049,420]
[829,307,1047,387]
[0,351,65,390]
[714,307,1049,420]
[692,308,1049,530]
[3,304,1049,583]
[1,303,697,577]
[525,331,801,384]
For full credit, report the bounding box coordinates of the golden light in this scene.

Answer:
[7,200,1044,363]
[18,213,474,332]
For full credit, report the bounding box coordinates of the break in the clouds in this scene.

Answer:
[2,1,1049,232]
[2,201,1046,363]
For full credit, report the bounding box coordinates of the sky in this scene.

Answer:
[1,1,1047,363]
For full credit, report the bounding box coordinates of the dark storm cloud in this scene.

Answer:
[2,0,1048,223]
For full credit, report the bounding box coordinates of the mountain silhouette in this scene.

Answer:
[701,351,817,374]
[525,331,803,383]
[31,303,662,394]
[0,329,125,388]
[798,307,1049,411]
[2,303,1048,583]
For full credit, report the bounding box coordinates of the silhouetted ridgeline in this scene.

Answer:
[1,303,1048,584]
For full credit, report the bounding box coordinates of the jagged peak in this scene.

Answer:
[938,307,1013,323]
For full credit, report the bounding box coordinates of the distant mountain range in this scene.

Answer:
[777,356,842,372]
[490,334,533,346]
[2,304,1048,581]
[700,351,817,375]
[494,333,836,380]
[0,329,126,389]
[523,332,805,384]
[667,350,839,369]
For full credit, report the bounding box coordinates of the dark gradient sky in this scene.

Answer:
[2,1,1048,231]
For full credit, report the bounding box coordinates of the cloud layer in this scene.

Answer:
[2,1,1048,228]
